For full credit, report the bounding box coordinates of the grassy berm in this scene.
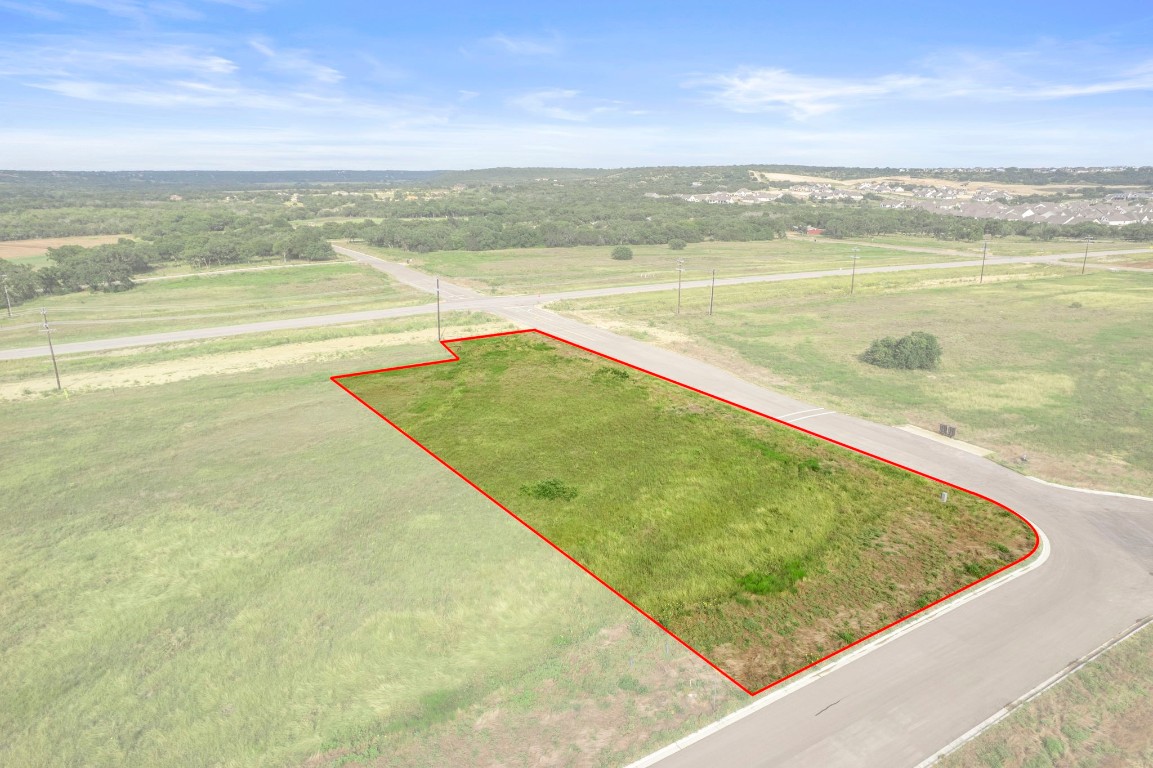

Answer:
[342,332,1036,691]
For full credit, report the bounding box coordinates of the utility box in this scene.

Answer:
[939,423,957,439]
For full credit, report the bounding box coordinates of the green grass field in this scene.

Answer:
[555,263,1153,495]
[347,239,975,295]
[0,315,752,768]
[941,623,1153,768]
[840,234,1138,257]
[0,263,427,350]
[341,332,1035,691]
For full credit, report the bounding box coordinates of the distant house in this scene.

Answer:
[806,227,825,236]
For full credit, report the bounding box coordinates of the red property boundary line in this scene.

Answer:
[330,328,1041,697]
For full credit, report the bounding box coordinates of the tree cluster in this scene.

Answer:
[859,332,942,370]
[1,224,333,308]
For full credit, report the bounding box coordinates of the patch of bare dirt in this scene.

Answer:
[0,234,132,259]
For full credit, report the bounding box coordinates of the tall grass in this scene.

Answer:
[345,333,1033,690]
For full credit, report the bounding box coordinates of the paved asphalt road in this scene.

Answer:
[6,244,1147,361]
[7,245,1153,767]
[344,247,1153,767]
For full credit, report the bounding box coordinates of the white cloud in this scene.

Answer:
[482,33,559,56]
[0,35,445,124]
[0,42,237,78]
[691,68,929,118]
[507,88,619,121]
[0,1,66,19]
[62,0,203,21]
[509,88,583,120]
[249,38,342,84]
[692,57,1153,119]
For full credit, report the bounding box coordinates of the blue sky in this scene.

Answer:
[2,0,1152,169]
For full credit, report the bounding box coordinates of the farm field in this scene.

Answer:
[0,262,427,351]
[347,239,974,295]
[0,234,136,268]
[0,314,750,768]
[339,332,1036,692]
[554,263,1153,496]
[941,622,1153,768]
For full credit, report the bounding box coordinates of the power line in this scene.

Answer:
[40,308,62,391]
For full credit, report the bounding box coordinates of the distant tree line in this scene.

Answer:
[0,224,333,308]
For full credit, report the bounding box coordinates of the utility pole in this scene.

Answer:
[40,308,61,391]
[435,278,442,340]
[1082,236,1093,275]
[979,237,988,284]
[849,248,860,295]
[676,258,685,315]
[2,275,12,318]
[708,269,716,316]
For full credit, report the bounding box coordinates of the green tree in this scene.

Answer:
[860,331,942,370]
[611,245,634,260]
[668,238,687,250]
[0,263,40,305]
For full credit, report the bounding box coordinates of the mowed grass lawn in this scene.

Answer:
[2,332,749,767]
[558,265,1153,496]
[348,239,972,295]
[342,333,1035,692]
[0,262,427,350]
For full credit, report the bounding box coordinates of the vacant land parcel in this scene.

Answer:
[1,318,753,768]
[338,331,1037,693]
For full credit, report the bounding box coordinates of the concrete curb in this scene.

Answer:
[623,525,1052,768]
[1024,475,1153,503]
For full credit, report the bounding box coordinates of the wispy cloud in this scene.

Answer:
[509,88,582,120]
[692,56,1153,119]
[691,69,928,118]
[0,42,238,78]
[480,32,559,56]
[0,35,443,124]
[62,0,204,21]
[508,88,619,121]
[0,1,66,20]
[249,37,342,84]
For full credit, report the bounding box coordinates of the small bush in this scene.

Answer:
[611,245,634,260]
[1042,736,1066,760]
[739,560,807,595]
[859,331,942,370]
[593,365,630,381]
[618,675,648,694]
[668,238,687,250]
[520,478,579,501]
